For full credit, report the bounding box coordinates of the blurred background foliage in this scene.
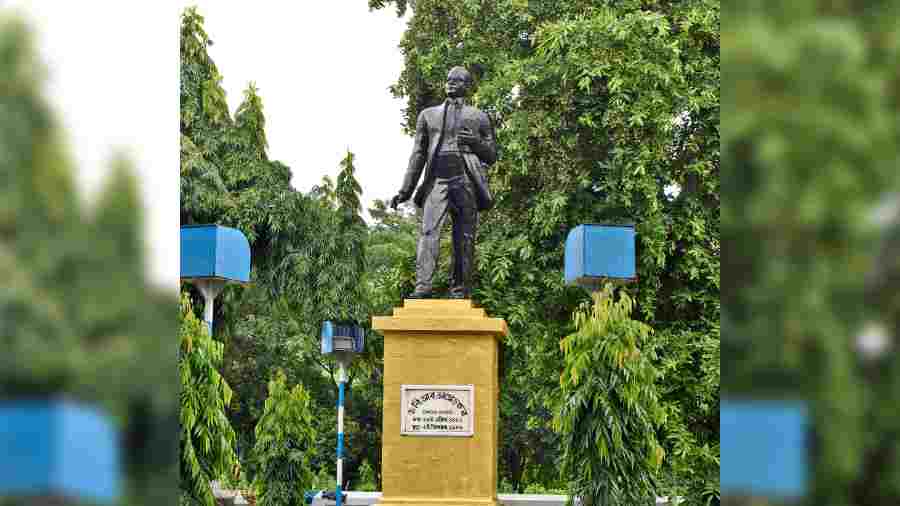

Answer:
[722,0,900,505]
[1,12,177,506]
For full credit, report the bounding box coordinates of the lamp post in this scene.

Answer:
[312,322,365,506]
[180,224,251,337]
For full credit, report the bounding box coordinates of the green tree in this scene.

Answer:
[180,6,316,451]
[311,175,338,208]
[336,151,364,227]
[253,370,317,506]
[366,198,417,316]
[330,150,368,323]
[555,285,666,505]
[370,0,719,498]
[179,294,238,506]
[180,7,377,487]
[179,6,232,226]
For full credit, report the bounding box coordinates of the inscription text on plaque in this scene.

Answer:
[401,384,474,437]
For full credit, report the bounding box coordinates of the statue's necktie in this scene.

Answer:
[446,99,463,148]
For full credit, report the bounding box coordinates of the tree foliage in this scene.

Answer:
[555,285,666,505]
[355,460,379,492]
[180,7,378,491]
[179,294,238,506]
[253,370,317,506]
[365,199,418,316]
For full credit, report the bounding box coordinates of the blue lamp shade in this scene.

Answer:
[321,321,365,355]
[564,224,636,287]
[721,400,808,498]
[180,225,251,283]
[0,400,119,503]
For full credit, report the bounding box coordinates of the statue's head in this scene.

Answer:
[446,66,473,98]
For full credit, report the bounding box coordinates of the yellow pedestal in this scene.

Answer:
[372,299,508,506]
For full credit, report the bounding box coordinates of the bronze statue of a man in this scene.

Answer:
[391,66,497,299]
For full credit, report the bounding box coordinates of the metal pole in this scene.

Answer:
[203,290,214,337]
[196,279,224,338]
[336,360,347,506]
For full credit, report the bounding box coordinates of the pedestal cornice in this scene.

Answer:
[372,299,508,336]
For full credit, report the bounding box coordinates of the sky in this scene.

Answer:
[189,2,412,206]
[6,2,411,290]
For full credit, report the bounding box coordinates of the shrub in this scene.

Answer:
[253,370,317,506]
[554,284,667,505]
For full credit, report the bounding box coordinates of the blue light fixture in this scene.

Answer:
[564,224,636,291]
[180,224,251,337]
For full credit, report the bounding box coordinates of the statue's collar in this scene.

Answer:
[445,97,466,107]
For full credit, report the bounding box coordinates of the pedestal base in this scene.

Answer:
[372,300,507,505]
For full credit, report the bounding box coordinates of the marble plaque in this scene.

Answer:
[401,385,474,437]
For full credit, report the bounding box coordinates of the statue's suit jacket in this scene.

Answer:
[399,100,497,209]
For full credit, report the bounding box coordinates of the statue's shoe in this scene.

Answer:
[447,291,469,299]
[407,290,432,299]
